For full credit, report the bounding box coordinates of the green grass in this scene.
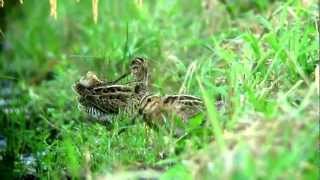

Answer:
[0,0,318,179]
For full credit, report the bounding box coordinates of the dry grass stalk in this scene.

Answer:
[92,0,99,24]
[178,61,196,94]
[0,0,4,8]
[49,0,57,19]
[84,150,92,180]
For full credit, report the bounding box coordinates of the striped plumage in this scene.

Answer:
[73,72,136,121]
[138,94,205,127]
[128,58,205,126]
[162,95,204,121]
[130,57,149,98]
[77,97,109,121]
[72,58,208,129]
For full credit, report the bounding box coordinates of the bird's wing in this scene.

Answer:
[163,95,204,119]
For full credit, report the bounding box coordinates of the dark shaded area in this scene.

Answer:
[0,1,22,52]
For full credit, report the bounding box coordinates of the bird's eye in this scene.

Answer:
[147,98,151,103]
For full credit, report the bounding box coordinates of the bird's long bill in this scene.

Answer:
[107,71,131,84]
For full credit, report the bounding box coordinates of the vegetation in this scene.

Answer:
[0,0,318,179]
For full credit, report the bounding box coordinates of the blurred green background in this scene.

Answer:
[0,0,318,179]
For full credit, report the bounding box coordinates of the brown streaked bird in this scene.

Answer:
[162,95,204,121]
[138,94,165,127]
[73,71,136,122]
[73,71,104,96]
[110,57,150,113]
[97,57,150,98]
[130,57,150,98]
[137,94,205,127]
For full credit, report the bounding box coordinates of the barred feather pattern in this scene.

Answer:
[73,72,138,122]
[77,97,110,122]
[138,94,205,126]
[130,57,149,99]
[163,95,204,121]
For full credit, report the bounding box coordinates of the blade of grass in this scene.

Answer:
[178,61,197,94]
[197,77,225,150]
